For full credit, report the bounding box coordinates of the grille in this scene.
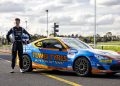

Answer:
[110,64,120,71]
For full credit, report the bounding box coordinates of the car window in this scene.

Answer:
[42,39,63,49]
[34,39,64,49]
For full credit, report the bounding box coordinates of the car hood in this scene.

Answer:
[88,49,120,59]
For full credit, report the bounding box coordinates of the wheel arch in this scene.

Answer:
[23,53,31,58]
[22,53,32,62]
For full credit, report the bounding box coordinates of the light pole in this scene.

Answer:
[0,32,2,37]
[0,32,2,45]
[25,20,27,29]
[46,10,49,37]
[94,0,97,48]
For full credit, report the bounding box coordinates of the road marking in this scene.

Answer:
[41,73,81,86]
[0,57,82,86]
[34,69,82,86]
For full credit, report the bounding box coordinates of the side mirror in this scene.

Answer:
[69,48,78,53]
[54,44,62,51]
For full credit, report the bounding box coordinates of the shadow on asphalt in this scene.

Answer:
[26,70,78,76]
[25,70,120,79]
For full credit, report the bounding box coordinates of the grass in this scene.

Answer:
[96,45,120,52]
[97,41,120,45]
[89,41,120,52]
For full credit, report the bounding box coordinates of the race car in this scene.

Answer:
[22,37,120,76]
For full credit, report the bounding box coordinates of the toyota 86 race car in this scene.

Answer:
[22,37,120,76]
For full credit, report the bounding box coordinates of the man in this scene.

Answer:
[6,18,31,73]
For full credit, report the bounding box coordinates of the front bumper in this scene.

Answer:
[92,63,120,74]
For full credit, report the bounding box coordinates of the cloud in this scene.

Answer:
[50,13,95,26]
[97,23,120,36]
[0,0,120,36]
[97,14,114,25]
[115,15,120,23]
[53,16,72,24]
[58,25,94,36]
[0,2,25,13]
[76,0,89,4]
[51,15,91,26]
[90,0,120,6]
[38,15,73,26]
[97,0,120,6]
[41,4,64,12]
[58,0,74,4]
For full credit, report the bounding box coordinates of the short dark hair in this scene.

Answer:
[15,18,20,21]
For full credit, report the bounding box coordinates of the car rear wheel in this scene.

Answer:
[73,57,91,76]
[22,55,33,72]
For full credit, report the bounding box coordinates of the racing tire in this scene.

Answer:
[73,57,91,77]
[22,55,33,72]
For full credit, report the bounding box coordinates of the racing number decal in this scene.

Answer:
[35,42,42,47]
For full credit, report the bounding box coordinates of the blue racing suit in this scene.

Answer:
[6,26,31,69]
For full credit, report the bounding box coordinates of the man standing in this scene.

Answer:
[6,18,31,73]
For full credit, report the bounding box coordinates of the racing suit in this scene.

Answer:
[6,26,31,69]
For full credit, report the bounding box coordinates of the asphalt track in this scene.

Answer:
[0,52,120,86]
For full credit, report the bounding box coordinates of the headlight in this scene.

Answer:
[94,54,109,60]
[94,54,112,63]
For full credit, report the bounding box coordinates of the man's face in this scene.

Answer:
[15,20,20,26]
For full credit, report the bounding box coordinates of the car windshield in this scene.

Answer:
[61,38,92,50]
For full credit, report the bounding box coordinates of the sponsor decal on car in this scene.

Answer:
[32,52,68,62]
[100,59,112,63]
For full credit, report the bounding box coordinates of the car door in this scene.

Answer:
[32,39,69,69]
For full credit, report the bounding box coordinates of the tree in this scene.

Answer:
[75,34,79,38]
[71,34,75,38]
[106,32,112,41]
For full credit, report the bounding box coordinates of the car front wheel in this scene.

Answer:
[73,57,91,76]
[22,55,33,72]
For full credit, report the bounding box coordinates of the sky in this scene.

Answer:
[0,0,120,37]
